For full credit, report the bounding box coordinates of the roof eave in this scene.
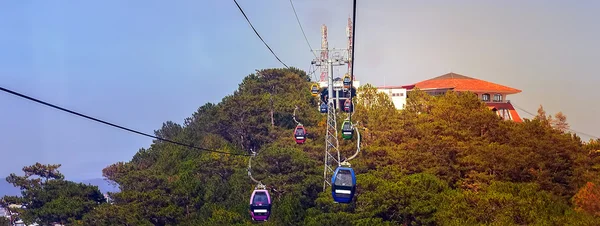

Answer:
[455,89,522,94]
[411,86,455,90]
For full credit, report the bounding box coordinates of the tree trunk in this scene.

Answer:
[270,96,274,128]
[270,85,275,128]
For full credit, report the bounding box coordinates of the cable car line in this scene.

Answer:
[289,0,318,59]
[307,64,319,80]
[233,0,289,68]
[0,86,250,156]
[349,0,357,123]
[331,0,359,203]
[512,103,599,139]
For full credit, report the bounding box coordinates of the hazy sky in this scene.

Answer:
[1,0,598,180]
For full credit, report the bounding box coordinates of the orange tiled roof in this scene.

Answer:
[414,73,522,94]
[377,85,415,89]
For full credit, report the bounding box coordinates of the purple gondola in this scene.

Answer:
[249,189,271,221]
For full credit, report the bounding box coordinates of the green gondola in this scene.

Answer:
[341,120,353,140]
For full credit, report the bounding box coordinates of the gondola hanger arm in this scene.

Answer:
[292,105,300,125]
[345,123,361,162]
[248,150,263,185]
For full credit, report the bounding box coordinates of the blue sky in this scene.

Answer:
[1,0,599,180]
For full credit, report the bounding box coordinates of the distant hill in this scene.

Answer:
[0,180,20,197]
[76,178,120,194]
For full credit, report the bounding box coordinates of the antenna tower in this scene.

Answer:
[319,25,329,82]
[347,17,353,79]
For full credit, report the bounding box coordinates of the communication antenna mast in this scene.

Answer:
[347,17,353,79]
[319,25,329,82]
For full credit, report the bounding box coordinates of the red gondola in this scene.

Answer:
[344,99,353,112]
[293,125,307,144]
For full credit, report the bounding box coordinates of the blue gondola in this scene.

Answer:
[331,167,356,203]
[320,102,328,113]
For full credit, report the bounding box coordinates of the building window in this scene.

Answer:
[494,94,503,102]
[482,93,490,102]
[496,108,512,120]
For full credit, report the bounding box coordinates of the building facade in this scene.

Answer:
[376,85,411,110]
[376,73,523,122]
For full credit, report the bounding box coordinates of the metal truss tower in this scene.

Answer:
[312,40,348,192]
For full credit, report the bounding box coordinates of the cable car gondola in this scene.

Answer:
[249,186,271,221]
[343,99,353,112]
[331,166,356,203]
[343,74,352,90]
[294,124,307,144]
[320,102,328,113]
[310,84,319,97]
[341,120,354,140]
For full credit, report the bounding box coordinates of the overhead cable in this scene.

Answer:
[0,86,250,156]
[349,0,357,123]
[512,102,599,139]
[233,0,289,68]
[289,0,318,59]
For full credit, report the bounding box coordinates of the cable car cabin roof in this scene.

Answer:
[342,121,352,130]
[294,127,306,135]
[333,167,356,186]
[249,190,271,205]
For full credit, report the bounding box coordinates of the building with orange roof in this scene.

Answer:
[377,72,523,122]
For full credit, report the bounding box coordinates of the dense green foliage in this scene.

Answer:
[3,67,600,225]
[1,163,105,225]
[0,217,9,226]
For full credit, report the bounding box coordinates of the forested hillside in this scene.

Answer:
[3,67,600,225]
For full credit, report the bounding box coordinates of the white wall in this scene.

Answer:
[377,88,407,110]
